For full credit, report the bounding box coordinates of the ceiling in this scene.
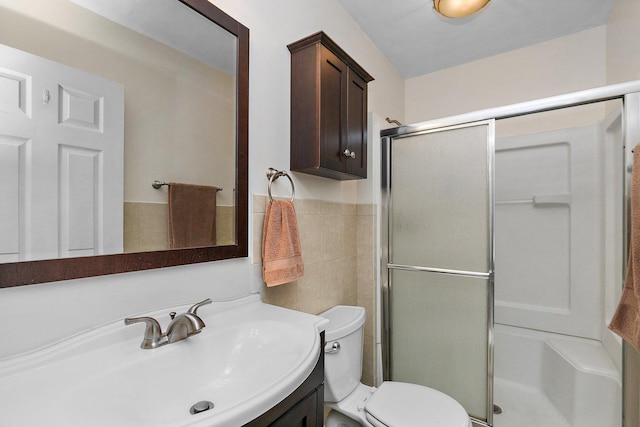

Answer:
[337,0,617,78]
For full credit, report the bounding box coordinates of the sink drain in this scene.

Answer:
[494,404,503,415]
[190,401,214,415]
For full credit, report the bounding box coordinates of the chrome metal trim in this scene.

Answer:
[381,80,640,138]
[623,93,640,284]
[622,92,640,427]
[123,316,168,349]
[387,263,490,279]
[324,341,341,354]
[190,400,214,415]
[382,120,495,423]
[470,417,493,427]
[486,119,496,426]
[266,167,295,202]
[380,135,392,380]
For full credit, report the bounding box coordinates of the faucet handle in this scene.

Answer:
[124,316,167,349]
[188,298,212,315]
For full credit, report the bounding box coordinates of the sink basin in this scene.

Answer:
[0,295,327,427]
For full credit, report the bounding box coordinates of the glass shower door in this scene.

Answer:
[383,120,495,425]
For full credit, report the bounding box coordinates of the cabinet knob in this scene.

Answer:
[343,148,356,159]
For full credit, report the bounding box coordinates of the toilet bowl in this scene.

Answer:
[320,305,471,427]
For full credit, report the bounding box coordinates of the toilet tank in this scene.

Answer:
[320,305,366,402]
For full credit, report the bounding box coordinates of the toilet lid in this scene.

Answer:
[365,382,471,427]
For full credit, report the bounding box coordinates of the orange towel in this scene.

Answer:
[262,200,304,286]
[610,146,640,352]
[168,183,217,249]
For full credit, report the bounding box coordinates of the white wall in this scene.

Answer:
[0,259,258,359]
[607,0,640,84]
[209,0,404,207]
[0,0,405,359]
[405,26,607,125]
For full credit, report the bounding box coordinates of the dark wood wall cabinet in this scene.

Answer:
[243,332,325,427]
[288,32,374,180]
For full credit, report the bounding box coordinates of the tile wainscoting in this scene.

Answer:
[124,201,235,252]
[253,194,377,386]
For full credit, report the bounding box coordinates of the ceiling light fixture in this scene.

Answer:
[433,0,491,18]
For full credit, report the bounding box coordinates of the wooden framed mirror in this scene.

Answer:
[0,0,248,287]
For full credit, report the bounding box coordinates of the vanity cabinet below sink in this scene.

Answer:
[244,332,324,427]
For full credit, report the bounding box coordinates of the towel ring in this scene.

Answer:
[266,168,295,202]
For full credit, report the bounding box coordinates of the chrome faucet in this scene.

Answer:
[124,316,167,349]
[124,298,212,349]
[166,299,211,343]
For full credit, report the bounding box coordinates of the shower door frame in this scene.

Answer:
[382,120,496,425]
[381,80,640,427]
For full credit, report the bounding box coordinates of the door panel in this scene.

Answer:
[58,84,104,131]
[320,45,347,173]
[59,146,102,257]
[346,69,367,177]
[390,269,490,419]
[0,43,124,261]
[390,124,491,273]
[385,121,494,423]
[0,136,27,262]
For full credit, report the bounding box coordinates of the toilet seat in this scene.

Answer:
[364,382,471,427]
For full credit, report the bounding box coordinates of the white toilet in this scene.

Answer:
[320,305,472,427]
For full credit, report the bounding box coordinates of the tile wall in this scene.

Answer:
[253,194,377,386]
[124,202,235,252]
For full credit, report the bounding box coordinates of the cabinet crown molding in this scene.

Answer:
[287,31,374,83]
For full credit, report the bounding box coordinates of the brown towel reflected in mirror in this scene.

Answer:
[168,183,218,249]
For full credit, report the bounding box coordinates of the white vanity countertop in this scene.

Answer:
[0,294,328,427]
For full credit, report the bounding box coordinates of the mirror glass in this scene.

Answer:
[0,0,248,286]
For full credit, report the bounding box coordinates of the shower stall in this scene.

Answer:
[380,82,640,427]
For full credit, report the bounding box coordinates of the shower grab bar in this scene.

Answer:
[151,180,222,192]
[266,168,295,202]
[495,193,571,206]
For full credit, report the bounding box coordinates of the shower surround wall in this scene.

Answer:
[495,125,604,339]
[252,194,378,386]
[492,116,622,427]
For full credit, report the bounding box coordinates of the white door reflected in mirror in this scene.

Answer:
[0,44,124,262]
[0,0,238,262]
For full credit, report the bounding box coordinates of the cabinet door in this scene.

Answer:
[346,69,367,178]
[320,45,348,174]
[269,390,318,427]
